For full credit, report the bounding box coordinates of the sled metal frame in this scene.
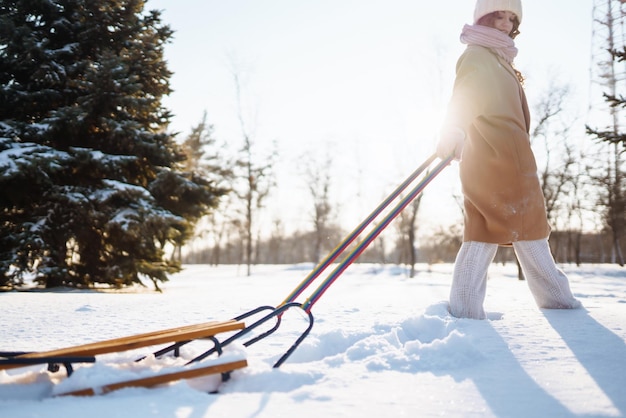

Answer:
[193,154,452,368]
[0,352,96,376]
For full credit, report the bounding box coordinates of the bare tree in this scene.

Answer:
[419,223,463,265]
[561,147,593,265]
[531,80,576,226]
[229,67,277,275]
[300,148,335,264]
[585,149,626,265]
[394,184,426,278]
[266,219,285,264]
[530,78,581,264]
[203,197,236,266]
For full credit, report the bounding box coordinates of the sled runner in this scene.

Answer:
[57,358,249,397]
[0,319,246,379]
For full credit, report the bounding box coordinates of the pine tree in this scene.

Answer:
[0,0,226,289]
[588,47,626,146]
[181,111,234,185]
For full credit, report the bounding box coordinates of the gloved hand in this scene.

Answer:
[436,126,465,161]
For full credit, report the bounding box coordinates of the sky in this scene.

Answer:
[145,0,595,237]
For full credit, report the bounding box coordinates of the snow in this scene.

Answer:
[1,262,626,417]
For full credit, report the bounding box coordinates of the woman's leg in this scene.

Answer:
[512,239,582,309]
[449,241,498,319]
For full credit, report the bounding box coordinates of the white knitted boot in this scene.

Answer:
[513,239,582,309]
[449,241,498,319]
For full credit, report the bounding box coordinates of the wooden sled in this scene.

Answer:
[0,320,247,394]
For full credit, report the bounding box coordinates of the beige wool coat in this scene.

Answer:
[444,45,550,245]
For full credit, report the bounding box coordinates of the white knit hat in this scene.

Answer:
[474,0,523,24]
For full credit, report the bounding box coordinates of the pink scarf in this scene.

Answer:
[460,24,518,64]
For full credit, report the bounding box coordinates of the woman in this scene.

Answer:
[436,0,581,319]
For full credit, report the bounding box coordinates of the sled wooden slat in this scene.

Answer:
[58,359,248,397]
[0,320,245,371]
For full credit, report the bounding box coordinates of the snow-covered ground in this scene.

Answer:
[1,262,625,417]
